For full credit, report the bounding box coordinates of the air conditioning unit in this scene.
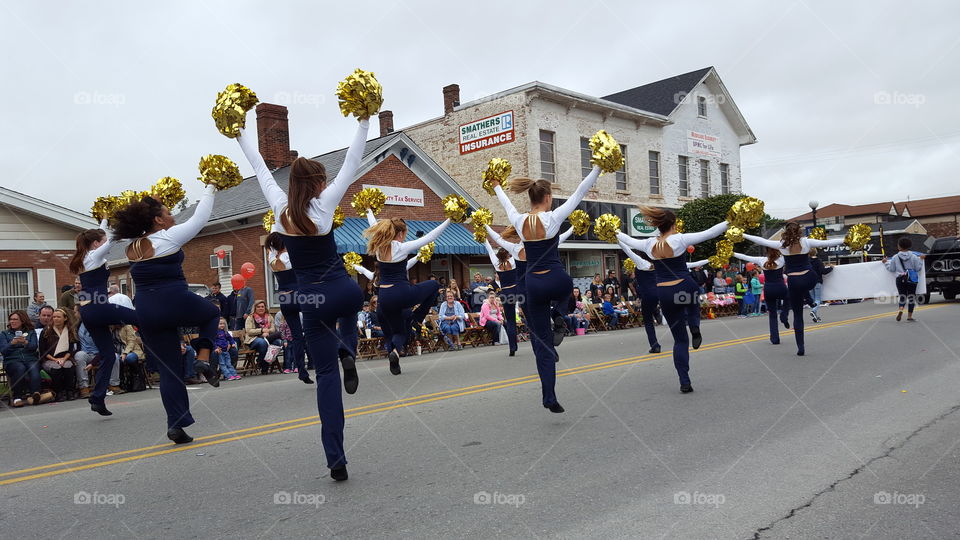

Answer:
[209,252,232,269]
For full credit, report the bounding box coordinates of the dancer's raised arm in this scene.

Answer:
[236,129,287,216]
[733,253,767,266]
[742,233,781,250]
[153,184,216,254]
[686,260,709,269]
[319,119,371,215]
[617,240,652,271]
[393,219,451,258]
[677,221,728,246]
[485,225,523,259]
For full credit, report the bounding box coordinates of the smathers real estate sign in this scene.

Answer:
[459,110,514,154]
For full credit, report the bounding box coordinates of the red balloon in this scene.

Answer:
[723,264,730,270]
[725,277,733,285]
[746,262,755,272]
[686,245,695,254]
[231,274,246,290]
[241,262,256,279]
[216,249,226,259]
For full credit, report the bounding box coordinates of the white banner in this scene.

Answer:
[362,185,424,207]
[687,130,721,159]
[821,261,926,301]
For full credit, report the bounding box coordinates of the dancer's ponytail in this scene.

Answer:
[364,218,406,260]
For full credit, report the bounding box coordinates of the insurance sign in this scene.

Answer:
[459,110,515,154]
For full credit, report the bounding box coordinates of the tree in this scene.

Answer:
[675,194,776,262]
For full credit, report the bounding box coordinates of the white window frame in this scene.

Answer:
[678,156,689,197]
[0,268,33,322]
[699,159,710,197]
[697,96,707,117]
[578,137,592,179]
[615,145,628,191]
[539,130,556,182]
[648,151,660,195]
[720,163,729,195]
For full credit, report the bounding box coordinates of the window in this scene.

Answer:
[648,151,660,195]
[0,270,31,321]
[678,156,689,197]
[699,159,710,197]
[615,145,627,191]
[539,130,556,182]
[697,96,707,117]
[579,137,592,179]
[720,163,729,194]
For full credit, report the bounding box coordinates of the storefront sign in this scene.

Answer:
[459,110,515,154]
[687,130,721,159]
[362,185,424,207]
[628,208,657,237]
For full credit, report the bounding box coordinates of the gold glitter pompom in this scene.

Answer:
[198,154,243,190]
[569,209,591,237]
[710,239,734,268]
[336,69,383,120]
[148,177,186,209]
[91,196,118,220]
[351,187,386,217]
[845,223,872,252]
[589,130,624,173]
[623,258,636,274]
[726,196,765,231]
[212,83,259,139]
[417,242,435,264]
[263,210,275,233]
[481,158,511,196]
[808,226,827,241]
[724,225,744,244]
[675,219,685,233]
[332,205,345,229]
[594,214,622,243]
[470,207,493,243]
[442,194,469,223]
[343,252,363,276]
[116,190,145,209]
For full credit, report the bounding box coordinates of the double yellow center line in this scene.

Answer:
[1,305,944,486]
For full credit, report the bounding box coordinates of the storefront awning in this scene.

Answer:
[333,218,486,255]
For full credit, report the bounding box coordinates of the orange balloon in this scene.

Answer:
[240,262,256,279]
[231,274,246,290]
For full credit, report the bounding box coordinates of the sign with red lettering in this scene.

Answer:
[459,111,515,155]
[362,185,424,207]
[687,130,721,159]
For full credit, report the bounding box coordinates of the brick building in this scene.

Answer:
[789,195,960,238]
[0,187,97,318]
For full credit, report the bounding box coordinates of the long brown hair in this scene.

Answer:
[43,308,78,343]
[496,247,511,271]
[763,248,780,270]
[281,157,327,235]
[509,178,552,205]
[69,228,107,274]
[7,310,34,332]
[638,205,676,234]
[364,218,406,260]
[501,226,520,243]
[781,221,802,249]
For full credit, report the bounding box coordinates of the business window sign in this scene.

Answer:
[628,208,657,237]
[459,110,515,154]
[362,185,424,207]
[687,130,721,159]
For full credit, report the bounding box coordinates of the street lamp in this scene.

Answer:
[809,200,819,228]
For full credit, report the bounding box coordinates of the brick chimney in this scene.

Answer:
[256,103,298,170]
[379,110,394,136]
[443,84,460,114]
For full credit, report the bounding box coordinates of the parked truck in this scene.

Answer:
[925,236,960,302]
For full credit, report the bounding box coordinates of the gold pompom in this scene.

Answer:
[808,226,827,241]
[148,177,186,209]
[569,209,591,237]
[710,239,734,268]
[332,205,345,229]
[263,210,275,232]
[726,196,765,231]
[470,208,493,243]
[675,219,685,233]
[623,258,636,274]
[724,225,744,244]
[417,242,435,264]
[481,158,511,196]
[845,223,872,252]
[198,154,243,190]
[343,252,363,276]
[589,130,625,173]
[594,214,622,243]
[91,196,118,220]
[442,194,469,223]
[336,69,383,120]
[351,187,386,217]
[116,190,145,209]
[212,83,259,139]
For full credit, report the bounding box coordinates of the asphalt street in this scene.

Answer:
[1,299,958,539]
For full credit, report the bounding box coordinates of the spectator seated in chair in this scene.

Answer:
[437,290,466,350]
[39,308,80,402]
[244,300,282,374]
[601,293,628,329]
[479,290,504,345]
[1,310,42,407]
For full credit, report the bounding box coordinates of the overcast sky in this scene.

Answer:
[2,0,958,220]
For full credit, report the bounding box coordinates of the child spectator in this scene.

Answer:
[214,318,240,381]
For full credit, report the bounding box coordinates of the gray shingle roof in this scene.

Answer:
[602,67,713,117]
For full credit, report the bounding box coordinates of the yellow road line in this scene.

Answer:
[0,304,944,486]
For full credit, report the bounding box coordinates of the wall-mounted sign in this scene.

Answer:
[628,208,657,237]
[459,110,515,154]
[362,185,424,207]
[687,130,721,159]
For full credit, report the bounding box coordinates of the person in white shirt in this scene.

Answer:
[107,285,134,310]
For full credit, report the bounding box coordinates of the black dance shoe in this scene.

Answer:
[197,361,219,388]
[340,352,359,394]
[680,384,694,393]
[388,350,401,375]
[649,344,661,354]
[90,401,112,416]
[552,316,567,347]
[797,347,805,356]
[330,466,348,482]
[690,329,703,350]
[544,402,565,413]
[300,376,315,384]
[167,427,193,444]
[509,349,516,357]
[782,317,790,329]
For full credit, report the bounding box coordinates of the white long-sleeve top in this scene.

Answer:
[615,221,729,259]
[376,219,452,263]
[558,226,574,245]
[353,257,418,280]
[485,225,524,260]
[484,240,514,270]
[268,249,292,271]
[142,184,217,258]
[741,233,844,255]
[493,166,600,241]
[618,240,652,271]
[237,119,369,236]
[733,252,784,269]
[686,260,709,269]
[81,219,115,272]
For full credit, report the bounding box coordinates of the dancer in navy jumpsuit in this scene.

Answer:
[483,239,518,356]
[734,251,790,344]
[266,233,316,386]
[112,186,220,442]
[238,116,369,481]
